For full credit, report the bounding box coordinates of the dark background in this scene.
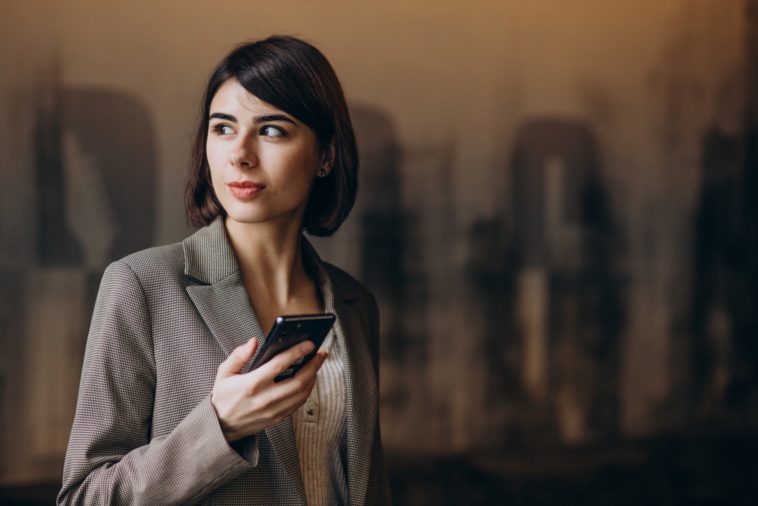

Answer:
[1,1,756,504]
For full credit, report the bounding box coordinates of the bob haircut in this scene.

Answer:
[185,35,359,236]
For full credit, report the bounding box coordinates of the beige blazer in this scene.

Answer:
[57,217,391,505]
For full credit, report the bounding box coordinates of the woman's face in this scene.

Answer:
[206,78,323,230]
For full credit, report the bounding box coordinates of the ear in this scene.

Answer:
[320,142,336,176]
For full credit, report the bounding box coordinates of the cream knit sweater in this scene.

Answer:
[292,327,348,505]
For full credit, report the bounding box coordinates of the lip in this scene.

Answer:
[228,181,265,200]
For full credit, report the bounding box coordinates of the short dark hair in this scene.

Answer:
[185,35,359,236]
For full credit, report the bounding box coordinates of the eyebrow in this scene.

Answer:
[208,112,297,125]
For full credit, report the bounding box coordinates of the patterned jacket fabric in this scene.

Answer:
[57,216,391,505]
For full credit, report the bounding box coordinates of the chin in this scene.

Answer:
[224,210,270,225]
[223,205,303,229]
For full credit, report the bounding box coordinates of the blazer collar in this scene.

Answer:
[183,215,240,284]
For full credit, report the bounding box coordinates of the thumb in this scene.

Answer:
[216,338,258,379]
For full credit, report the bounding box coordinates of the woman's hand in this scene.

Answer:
[211,338,328,442]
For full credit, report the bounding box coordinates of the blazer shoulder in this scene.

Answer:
[112,241,185,285]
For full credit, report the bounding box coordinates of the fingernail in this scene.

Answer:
[301,341,314,353]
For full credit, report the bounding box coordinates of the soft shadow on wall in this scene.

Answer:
[0,60,158,486]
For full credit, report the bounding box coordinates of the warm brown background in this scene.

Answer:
[1,1,757,504]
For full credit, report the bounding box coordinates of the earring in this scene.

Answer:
[318,167,328,177]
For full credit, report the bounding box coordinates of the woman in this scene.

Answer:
[58,35,390,505]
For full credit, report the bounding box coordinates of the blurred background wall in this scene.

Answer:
[1,0,757,504]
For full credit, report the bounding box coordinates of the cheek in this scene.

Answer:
[294,145,322,179]
[206,141,222,169]
[205,143,225,183]
[292,161,319,195]
[269,149,319,187]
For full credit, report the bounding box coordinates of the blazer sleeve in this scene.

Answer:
[57,260,255,506]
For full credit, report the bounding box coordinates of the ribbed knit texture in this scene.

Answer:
[292,327,348,506]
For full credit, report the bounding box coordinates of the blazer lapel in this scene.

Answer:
[307,242,379,506]
[334,295,378,506]
[183,217,267,363]
[264,417,307,504]
[182,217,307,505]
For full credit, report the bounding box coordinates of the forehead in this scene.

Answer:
[209,79,281,116]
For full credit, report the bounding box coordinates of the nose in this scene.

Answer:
[230,139,258,169]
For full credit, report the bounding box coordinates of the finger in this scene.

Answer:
[257,340,315,384]
[260,365,322,413]
[248,352,328,420]
[247,387,312,425]
[217,338,258,379]
[267,350,327,398]
[297,350,329,378]
[275,384,316,415]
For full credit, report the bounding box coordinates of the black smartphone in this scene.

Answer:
[253,313,336,382]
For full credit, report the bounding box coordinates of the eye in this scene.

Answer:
[260,125,286,138]
[211,123,235,136]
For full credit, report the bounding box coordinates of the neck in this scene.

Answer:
[224,216,310,307]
